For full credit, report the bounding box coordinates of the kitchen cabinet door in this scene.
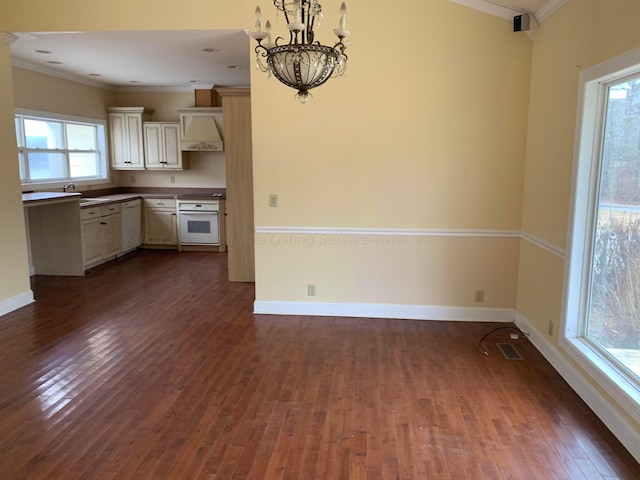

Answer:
[144,208,177,245]
[162,124,184,169]
[143,123,187,170]
[81,217,103,267]
[121,200,142,253]
[101,213,122,258]
[81,205,122,269]
[107,107,153,170]
[143,123,163,169]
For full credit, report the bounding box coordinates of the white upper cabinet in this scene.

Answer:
[107,107,154,170]
[143,123,188,170]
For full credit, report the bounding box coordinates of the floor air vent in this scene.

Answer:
[496,343,523,360]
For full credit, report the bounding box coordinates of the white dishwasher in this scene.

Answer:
[120,199,142,255]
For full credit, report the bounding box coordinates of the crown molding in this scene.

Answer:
[114,85,195,93]
[11,59,212,93]
[115,85,249,93]
[448,0,520,21]
[449,0,570,24]
[11,58,113,90]
[536,0,569,24]
[1,33,19,45]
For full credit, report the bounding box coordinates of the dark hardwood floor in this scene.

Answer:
[0,250,638,479]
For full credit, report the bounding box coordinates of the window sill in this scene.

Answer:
[560,336,640,424]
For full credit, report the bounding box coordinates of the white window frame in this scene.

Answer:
[563,47,640,424]
[16,108,109,189]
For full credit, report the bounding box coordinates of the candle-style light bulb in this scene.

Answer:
[265,20,272,46]
[255,6,262,31]
[339,2,347,30]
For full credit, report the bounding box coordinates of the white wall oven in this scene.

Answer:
[177,200,224,249]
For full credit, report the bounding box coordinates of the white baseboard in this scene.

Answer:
[0,290,35,318]
[254,301,515,322]
[514,312,640,464]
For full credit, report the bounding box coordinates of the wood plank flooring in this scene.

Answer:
[0,250,638,479]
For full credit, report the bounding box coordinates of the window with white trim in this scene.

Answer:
[564,48,640,423]
[15,110,108,187]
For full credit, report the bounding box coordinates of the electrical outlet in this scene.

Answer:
[170,175,176,184]
[269,194,278,208]
[474,289,484,303]
[548,320,554,337]
[307,283,316,296]
[130,175,136,184]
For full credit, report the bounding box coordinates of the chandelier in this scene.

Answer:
[250,1,350,103]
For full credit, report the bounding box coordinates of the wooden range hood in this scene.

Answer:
[177,86,224,152]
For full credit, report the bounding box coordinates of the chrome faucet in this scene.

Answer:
[62,183,76,192]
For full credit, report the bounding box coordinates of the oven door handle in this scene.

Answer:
[179,211,219,215]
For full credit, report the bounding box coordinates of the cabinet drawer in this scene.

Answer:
[80,207,101,221]
[144,198,175,209]
[101,203,121,216]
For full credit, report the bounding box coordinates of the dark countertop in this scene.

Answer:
[23,188,225,208]
[176,194,225,201]
[22,192,81,205]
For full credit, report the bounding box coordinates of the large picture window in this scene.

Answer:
[15,110,108,187]
[587,76,640,379]
[564,48,640,423]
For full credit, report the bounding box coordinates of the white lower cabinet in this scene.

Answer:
[81,216,103,266]
[81,203,122,269]
[121,199,142,254]
[143,199,177,246]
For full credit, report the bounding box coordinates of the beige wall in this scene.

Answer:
[518,0,640,433]
[253,2,530,230]
[13,67,115,120]
[251,1,531,307]
[113,154,226,189]
[256,234,520,307]
[0,40,30,302]
[112,91,194,122]
[0,0,533,316]
[519,0,640,349]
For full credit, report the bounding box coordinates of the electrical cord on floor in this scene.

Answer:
[479,323,529,356]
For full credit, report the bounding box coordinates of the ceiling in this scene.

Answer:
[487,0,549,12]
[8,1,565,90]
[9,30,251,90]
